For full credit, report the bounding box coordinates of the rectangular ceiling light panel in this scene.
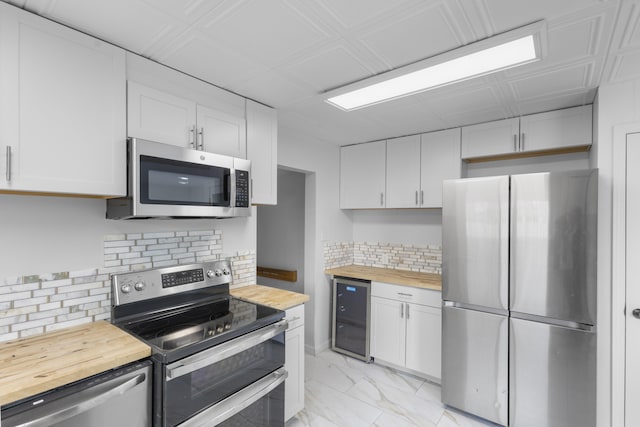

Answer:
[326,22,545,111]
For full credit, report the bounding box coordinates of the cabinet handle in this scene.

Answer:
[5,146,11,182]
[415,190,418,206]
[380,192,384,206]
[521,133,525,151]
[406,303,410,319]
[397,292,413,297]
[198,127,204,150]
[513,134,517,152]
[189,125,196,149]
[400,302,404,318]
[421,190,424,206]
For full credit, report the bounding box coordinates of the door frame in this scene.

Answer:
[612,123,640,427]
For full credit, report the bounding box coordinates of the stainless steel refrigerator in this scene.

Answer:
[441,169,597,427]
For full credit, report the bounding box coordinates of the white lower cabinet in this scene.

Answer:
[370,282,441,381]
[284,304,305,421]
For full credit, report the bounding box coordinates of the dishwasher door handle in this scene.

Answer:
[12,373,146,427]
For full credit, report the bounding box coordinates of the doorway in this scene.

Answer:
[257,168,306,293]
[625,132,640,426]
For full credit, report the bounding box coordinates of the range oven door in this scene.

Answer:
[162,320,288,427]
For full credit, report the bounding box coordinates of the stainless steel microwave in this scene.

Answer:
[107,138,250,219]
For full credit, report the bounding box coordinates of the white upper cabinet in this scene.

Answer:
[461,118,520,160]
[0,2,126,196]
[127,81,246,158]
[127,81,197,148]
[352,128,460,209]
[246,100,277,205]
[420,128,461,208]
[340,141,386,209]
[461,105,592,161]
[196,105,246,158]
[386,135,421,208]
[519,105,592,153]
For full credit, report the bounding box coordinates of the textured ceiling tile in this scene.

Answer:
[43,0,182,54]
[478,0,605,34]
[358,2,465,68]
[279,44,373,92]
[153,32,269,91]
[195,0,331,69]
[509,63,594,101]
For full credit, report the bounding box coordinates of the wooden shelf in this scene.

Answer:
[257,266,297,282]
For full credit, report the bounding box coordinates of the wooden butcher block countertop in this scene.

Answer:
[231,285,310,310]
[0,321,151,406]
[325,265,442,291]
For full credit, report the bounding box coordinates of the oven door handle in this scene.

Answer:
[166,319,288,381]
[177,367,287,427]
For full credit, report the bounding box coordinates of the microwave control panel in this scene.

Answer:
[235,170,250,207]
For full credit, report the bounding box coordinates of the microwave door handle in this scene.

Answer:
[225,172,231,203]
[11,373,146,427]
[178,368,287,427]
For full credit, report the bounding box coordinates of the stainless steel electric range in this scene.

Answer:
[111,260,288,427]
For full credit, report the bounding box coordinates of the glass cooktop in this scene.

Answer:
[122,297,278,352]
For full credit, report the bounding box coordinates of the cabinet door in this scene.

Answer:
[420,128,461,207]
[127,81,196,148]
[285,323,305,421]
[0,2,126,196]
[405,303,441,380]
[519,105,592,153]
[461,118,519,160]
[370,296,405,366]
[197,105,246,158]
[246,100,277,205]
[340,141,386,209]
[386,135,421,208]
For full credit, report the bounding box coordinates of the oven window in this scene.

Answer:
[164,331,284,426]
[139,155,230,206]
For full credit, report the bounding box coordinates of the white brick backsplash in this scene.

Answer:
[324,241,442,274]
[0,228,256,343]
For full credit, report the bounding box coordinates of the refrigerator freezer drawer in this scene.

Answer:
[442,306,508,426]
[442,175,509,311]
[510,317,596,427]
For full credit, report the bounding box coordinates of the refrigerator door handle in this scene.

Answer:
[443,300,508,317]
[510,311,596,332]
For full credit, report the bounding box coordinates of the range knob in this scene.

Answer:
[121,283,132,294]
[216,324,224,333]
[206,270,215,278]
[222,267,230,276]
[134,281,146,291]
[214,269,223,277]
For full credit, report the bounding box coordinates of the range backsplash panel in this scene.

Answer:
[0,229,256,343]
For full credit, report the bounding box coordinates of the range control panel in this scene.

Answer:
[112,260,232,306]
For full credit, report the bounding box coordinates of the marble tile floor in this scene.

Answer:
[286,349,499,427]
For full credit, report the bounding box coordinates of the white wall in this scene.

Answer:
[595,78,640,427]
[257,169,305,292]
[278,126,352,353]
[0,194,256,278]
[352,210,442,246]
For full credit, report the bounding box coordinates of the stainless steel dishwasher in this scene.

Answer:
[331,277,372,362]
[1,360,152,427]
